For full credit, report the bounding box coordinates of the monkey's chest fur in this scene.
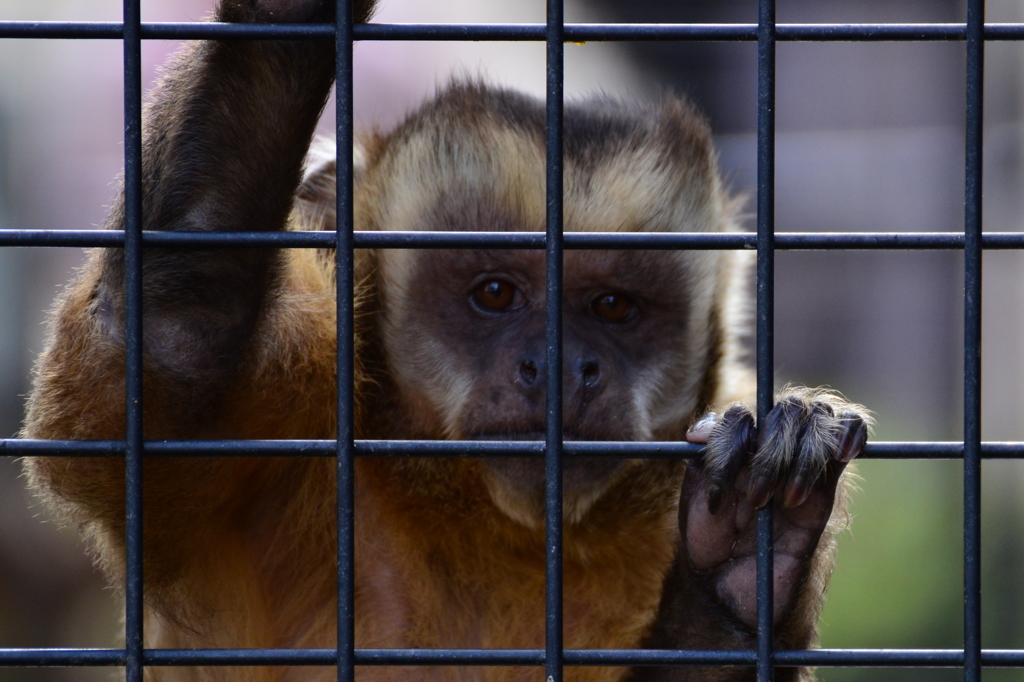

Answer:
[350,458,682,682]
[202,456,684,682]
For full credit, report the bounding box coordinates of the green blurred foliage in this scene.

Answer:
[817,458,1024,682]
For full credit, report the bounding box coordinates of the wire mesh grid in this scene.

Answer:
[0,0,1020,680]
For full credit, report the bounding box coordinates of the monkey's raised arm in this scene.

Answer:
[28,0,377,436]
[89,0,370,406]
[24,0,373,593]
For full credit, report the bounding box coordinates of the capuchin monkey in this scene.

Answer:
[22,0,870,681]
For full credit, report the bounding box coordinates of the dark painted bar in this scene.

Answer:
[335,3,357,682]
[9,647,1024,668]
[8,439,1024,459]
[962,0,984,680]
[121,1,144,682]
[544,0,565,680]
[755,0,776,679]
[6,21,1024,42]
[17,230,1024,250]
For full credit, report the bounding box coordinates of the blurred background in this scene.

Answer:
[1,0,1023,681]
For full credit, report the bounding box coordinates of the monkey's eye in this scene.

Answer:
[473,279,519,312]
[591,293,635,324]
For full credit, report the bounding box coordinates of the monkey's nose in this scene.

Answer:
[578,359,601,389]
[572,358,602,395]
[517,355,600,396]
[519,359,539,387]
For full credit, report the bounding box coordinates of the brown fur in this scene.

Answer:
[21,2,865,682]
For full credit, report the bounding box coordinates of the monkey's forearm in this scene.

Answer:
[23,0,355,590]
[629,548,817,682]
[630,553,758,682]
[93,2,340,390]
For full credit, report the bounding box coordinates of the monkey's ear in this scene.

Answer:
[303,136,368,183]
[295,137,368,226]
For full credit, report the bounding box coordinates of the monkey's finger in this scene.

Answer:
[782,401,838,509]
[686,412,718,444]
[703,405,757,514]
[836,410,868,463]
[747,395,811,509]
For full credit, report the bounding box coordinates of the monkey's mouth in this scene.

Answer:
[469,430,629,526]
[468,430,629,493]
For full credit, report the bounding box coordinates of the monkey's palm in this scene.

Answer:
[682,389,869,630]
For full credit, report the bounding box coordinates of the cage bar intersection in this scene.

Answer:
[0,0,1021,680]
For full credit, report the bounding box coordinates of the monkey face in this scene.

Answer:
[376,239,728,524]
[385,247,700,437]
[362,85,739,525]
[384,246,720,524]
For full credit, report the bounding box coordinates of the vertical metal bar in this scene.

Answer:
[756,0,776,681]
[122,0,144,680]
[336,3,356,682]
[544,0,565,680]
[963,0,984,680]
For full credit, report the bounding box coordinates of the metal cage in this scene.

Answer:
[0,1,1021,681]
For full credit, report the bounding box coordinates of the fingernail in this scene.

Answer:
[687,412,718,444]
[706,483,724,515]
[783,475,810,508]
[837,416,867,463]
[747,475,774,509]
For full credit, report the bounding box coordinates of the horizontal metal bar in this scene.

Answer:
[141,649,552,667]
[0,438,692,458]
[4,648,1024,668]
[0,22,122,39]
[3,21,1024,42]
[5,230,1024,250]
[5,439,1024,459]
[0,649,126,666]
[775,649,1024,667]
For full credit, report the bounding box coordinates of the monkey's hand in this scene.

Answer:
[681,388,869,633]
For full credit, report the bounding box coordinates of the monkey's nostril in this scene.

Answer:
[520,360,538,385]
[581,361,601,388]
